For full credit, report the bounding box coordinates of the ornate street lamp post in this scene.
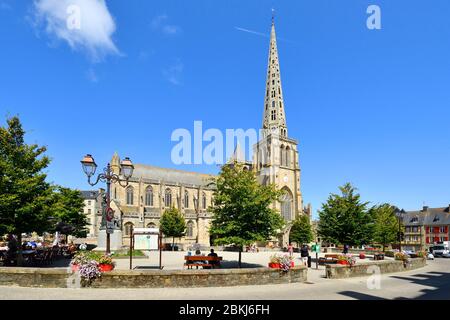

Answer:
[80,154,134,254]
[396,208,406,252]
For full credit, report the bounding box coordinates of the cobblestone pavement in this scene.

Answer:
[1,255,449,300]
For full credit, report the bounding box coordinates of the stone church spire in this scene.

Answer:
[263,17,288,138]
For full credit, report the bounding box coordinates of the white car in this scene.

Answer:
[427,253,435,260]
[442,253,450,259]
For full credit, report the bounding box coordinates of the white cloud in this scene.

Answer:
[151,14,181,36]
[32,0,119,61]
[163,59,183,85]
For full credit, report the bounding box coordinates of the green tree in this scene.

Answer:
[318,183,374,247]
[160,207,185,251]
[370,203,399,252]
[0,116,53,265]
[289,215,313,247]
[49,186,88,238]
[209,162,284,267]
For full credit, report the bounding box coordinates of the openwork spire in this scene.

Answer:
[262,17,288,137]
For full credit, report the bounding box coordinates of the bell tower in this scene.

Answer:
[253,15,304,247]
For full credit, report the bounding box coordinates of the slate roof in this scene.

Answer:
[402,206,450,226]
[130,164,216,188]
[80,190,99,200]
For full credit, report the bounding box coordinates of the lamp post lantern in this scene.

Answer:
[80,154,134,254]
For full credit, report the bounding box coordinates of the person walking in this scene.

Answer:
[287,243,294,257]
[300,244,309,267]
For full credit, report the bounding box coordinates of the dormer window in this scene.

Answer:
[433,216,440,222]
[410,217,419,223]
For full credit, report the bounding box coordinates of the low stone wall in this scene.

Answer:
[325,258,426,279]
[0,267,70,288]
[92,266,307,288]
[0,266,307,288]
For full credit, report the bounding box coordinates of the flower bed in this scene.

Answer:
[269,254,294,272]
[70,251,116,287]
[337,254,356,266]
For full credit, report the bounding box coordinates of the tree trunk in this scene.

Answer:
[172,237,175,251]
[17,233,23,267]
[382,244,386,252]
[238,247,242,268]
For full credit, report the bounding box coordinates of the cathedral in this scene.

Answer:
[106,19,310,249]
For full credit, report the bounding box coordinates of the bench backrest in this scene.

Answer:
[184,256,222,261]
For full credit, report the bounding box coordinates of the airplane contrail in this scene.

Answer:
[234,27,269,38]
[234,26,296,45]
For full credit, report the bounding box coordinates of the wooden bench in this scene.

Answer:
[184,256,223,269]
[319,254,339,265]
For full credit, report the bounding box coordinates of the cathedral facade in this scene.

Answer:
[108,19,309,249]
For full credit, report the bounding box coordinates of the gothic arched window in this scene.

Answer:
[285,147,291,167]
[147,222,156,229]
[280,191,293,222]
[126,187,134,205]
[202,192,207,209]
[124,222,134,236]
[164,188,172,207]
[280,145,285,166]
[145,186,153,206]
[184,191,189,208]
[186,221,194,238]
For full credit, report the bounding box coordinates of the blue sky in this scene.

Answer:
[1,0,450,218]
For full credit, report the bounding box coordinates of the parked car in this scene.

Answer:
[431,242,449,257]
[442,253,450,258]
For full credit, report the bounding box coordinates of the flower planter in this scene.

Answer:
[337,260,350,266]
[268,261,294,269]
[99,264,115,272]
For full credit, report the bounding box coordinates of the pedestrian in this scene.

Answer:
[300,244,309,266]
[287,243,294,257]
[343,244,349,254]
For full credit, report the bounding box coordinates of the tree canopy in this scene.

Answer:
[0,116,89,263]
[289,215,313,246]
[160,207,185,250]
[318,183,374,246]
[370,203,399,251]
[209,162,284,266]
[0,116,53,237]
[49,186,88,238]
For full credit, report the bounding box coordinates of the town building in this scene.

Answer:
[80,190,104,238]
[402,205,450,252]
